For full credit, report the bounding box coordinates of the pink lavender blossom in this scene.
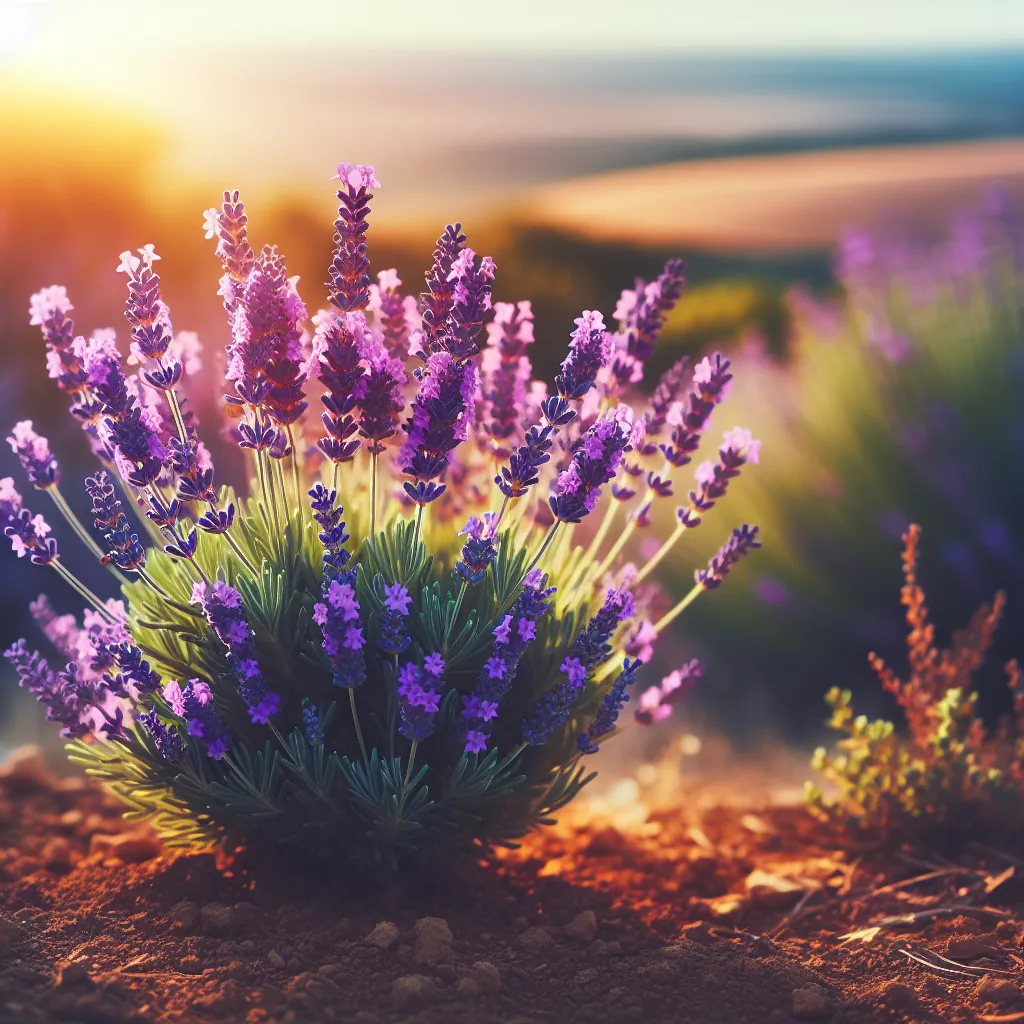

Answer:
[634,659,702,725]
[697,525,761,589]
[7,421,59,489]
[204,189,256,314]
[328,163,379,313]
[678,426,760,529]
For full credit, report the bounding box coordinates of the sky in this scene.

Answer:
[3,0,1024,61]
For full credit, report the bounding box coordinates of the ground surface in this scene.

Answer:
[2,747,1024,1024]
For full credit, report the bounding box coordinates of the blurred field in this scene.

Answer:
[522,139,1024,250]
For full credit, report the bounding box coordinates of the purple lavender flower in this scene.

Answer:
[7,421,60,489]
[522,586,635,745]
[204,190,256,314]
[303,703,325,746]
[479,300,535,459]
[419,224,467,356]
[549,415,633,524]
[660,354,732,469]
[378,582,412,656]
[640,355,691,451]
[443,247,496,360]
[611,259,686,383]
[5,496,58,565]
[313,311,366,465]
[677,426,760,529]
[455,514,498,585]
[327,163,379,313]
[116,245,174,369]
[313,577,368,690]
[163,678,231,759]
[369,269,414,355]
[29,287,94,425]
[5,640,93,738]
[138,708,185,761]
[578,657,642,754]
[191,581,280,724]
[634,659,702,725]
[29,594,82,659]
[555,311,612,403]
[355,333,406,455]
[397,657,446,741]
[86,471,146,572]
[400,352,477,506]
[462,569,554,752]
[697,525,761,589]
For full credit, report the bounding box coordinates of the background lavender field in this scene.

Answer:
[2,0,1024,755]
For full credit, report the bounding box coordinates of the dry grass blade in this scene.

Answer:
[898,947,982,977]
[901,945,1015,976]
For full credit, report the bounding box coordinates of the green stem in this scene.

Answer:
[349,687,369,765]
[652,582,705,634]
[48,485,121,573]
[403,740,419,790]
[415,503,424,544]
[525,522,559,577]
[52,561,116,620]
[369,450,379,539]
[633,522,685,586]
[223,527,259,576]
[287,426,301,508]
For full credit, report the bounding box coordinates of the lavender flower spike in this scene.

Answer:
[191,581,280,724]
[204,189,256,315]
[697,525,761,589]
[4,485,58,566]
[117,245,174,366]
[163,678,231,759]
[7,421,60,489]
[578,657,642,754]
[5,641,93,739]
[328,163,379,312]
[397,655,446,741]
[677,426,761,529]
[86,471,146,572]
[549,414,633,524]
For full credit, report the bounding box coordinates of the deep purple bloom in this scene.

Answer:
[116,245,174,366]
[418,224,467,357]
[611,259,686,384]
[697,525,761,589]
[455,514,498,585]
[356,333,406,455]
[397,658,446,741]
[443,247,496,360]
[479,300,535,459]
[313,311,366,465]
[138,708,185,761]
[555,311,612,402]
[549,415,633,524]
[191,581,280,724]
[378,582,412,657]
[5,495,58,565]
[164,678,230,759]
[369,269,414,355]
[522,586,635,745]
[640,355,692,451]
[86,470,146,571]
[578,657,643,754]
[462,569,554,752]
[327,163,379,313]
[677,427,760,529]
[308,484,352,581]
[660,354,732,469]
[5,640,93,739]
[7,421,60,489]
[303,703,325,746]
[400,352,477,506]
[204,190,257,314]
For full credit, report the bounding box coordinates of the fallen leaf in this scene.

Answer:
[978,1014,1024,1023]
[740,813,773,835]
[838,927,881,946]
[745,870,805,894]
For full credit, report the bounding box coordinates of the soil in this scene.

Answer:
[2,747,1024,1024]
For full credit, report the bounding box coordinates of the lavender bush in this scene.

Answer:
[1,165,758,862]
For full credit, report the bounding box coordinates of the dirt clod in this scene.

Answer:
[565,909,598,943]
[364,920,400,950]
[392,973,438,1011]
[468,960,502,993]
[412,916,453,966]
[792,983,831,1019]
[200,902,236,935]
[518,926,554,952]
[974,974,1021,1005]
[55,961,94,989]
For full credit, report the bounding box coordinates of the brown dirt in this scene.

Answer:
[1,747,1024,1023]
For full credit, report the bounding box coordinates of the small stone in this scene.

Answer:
[200,902,237,935]
[413,916,453,967]
[792,984,830,1020]
[0,747,52,790]
[107,833,161,863]
[588,939,610,958]
[233,901,259,930]
[56,961,94,989]
[564,911,598,943]
[974,974,1021,1006]
[0,917,17,957]
[42,838,73,872]
[435,963,458,983]
[392,974,437,1011]
[456,977,479,998]
[364,921,400,951]
[468,961,502,994]
[948,936,1002,960]
[179,955,204,975]
[267,950,286,969]
[517,926,554,953]
[286,957,301,971]
[881,982,919,1012]
[58,809,83,830]
[169,900,200,933]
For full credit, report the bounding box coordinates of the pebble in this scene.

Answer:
[792,984,830,1020]
[364,921,399,951]
[0,747,52,790]
[413,916,453,967]
[179,956,204,975]
[169,900,200,933]
[392,974,438,1011]
[55,961,94,989]
[517,926,554,953]
[974,974,1021,1006]
[88,832,161,863]
[564,911,598,943]
[468,961,502,994]
[456,977,480,998]
[947,936,1002,960]
[880,982,919,1012]
[200,902,237,935]
[267,950,286,969]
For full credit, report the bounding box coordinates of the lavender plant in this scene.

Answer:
[2,165,759,863]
